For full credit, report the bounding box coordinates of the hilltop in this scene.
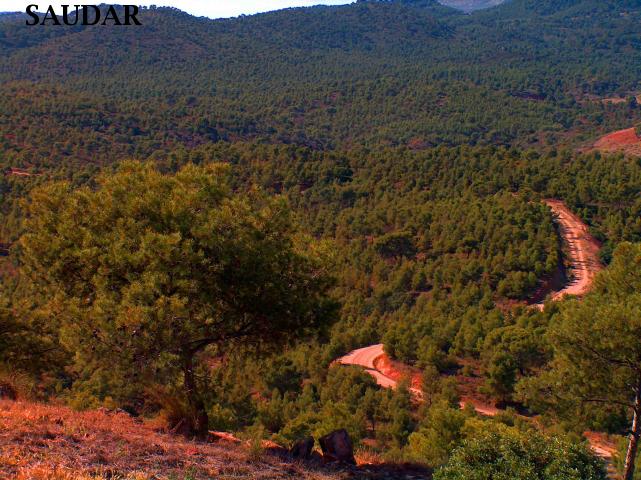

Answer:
[1,0,641,163]
[439,0,504,12]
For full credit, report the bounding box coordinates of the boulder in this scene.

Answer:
[290,436,315,459]
[319,429,355,464]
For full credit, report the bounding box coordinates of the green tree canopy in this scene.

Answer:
[434,423,606,480]
[518,243,641,480]
[19,161,337,436]
[374,231,417,259]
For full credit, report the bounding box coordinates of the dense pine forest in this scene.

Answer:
[3,1,641,479]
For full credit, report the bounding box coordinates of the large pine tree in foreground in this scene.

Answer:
[19,161,336,437]
[522,243,641,480]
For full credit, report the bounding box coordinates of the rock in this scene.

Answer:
[114,407,141,417]
[310,450,323,462]
[290,436,314,459]
[0,382,17,401]
[319,429,355,464]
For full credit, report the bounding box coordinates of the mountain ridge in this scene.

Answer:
[439,0,505,12]
[0,0,640,156]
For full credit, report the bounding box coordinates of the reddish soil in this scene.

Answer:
[592,127,641,156]
[339,348,617,462]
[0,400,343,480]
[0,400,433,480]
[536,199,603,306]
[373,354,422,392]
[369,353,497,414]
[584,431,617,459]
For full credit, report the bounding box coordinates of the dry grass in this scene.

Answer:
[0,400,344,480]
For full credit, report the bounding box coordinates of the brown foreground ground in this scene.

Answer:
[0,400,432,480]
[0,400,334,480]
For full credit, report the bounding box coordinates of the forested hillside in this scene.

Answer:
[439,0,505,12]
[3,1,641,479]
[1,0,641,163]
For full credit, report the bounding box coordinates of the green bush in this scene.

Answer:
[435,423,607,480]
[406,400,470,467]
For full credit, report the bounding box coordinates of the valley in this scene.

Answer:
[2,1,641,479]
[337,193,603,346]
[339,196,604,388]
[337,196,616,467]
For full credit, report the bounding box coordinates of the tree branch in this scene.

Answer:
[580,396,634,409]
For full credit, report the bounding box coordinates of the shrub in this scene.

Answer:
[434,423,606,480]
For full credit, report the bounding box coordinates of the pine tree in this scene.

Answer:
[524,243,641,480]
[19,161,336,437]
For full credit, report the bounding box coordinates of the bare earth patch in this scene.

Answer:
[592,127,641,156]
[0,400,342,480]
[542,199,603,302]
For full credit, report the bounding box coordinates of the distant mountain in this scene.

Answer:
[488,0,641,17]
[0,0,640,161]
[0,12,22,20]
[439,0,505,12]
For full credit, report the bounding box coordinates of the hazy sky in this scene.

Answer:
[0,1,355,18]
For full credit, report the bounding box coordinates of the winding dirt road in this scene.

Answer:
[337,200,613,458]
[339,200,603,383]
[542,199,602,302]
[337,344,397,389]
[337,344,616,460]
[339,200,603,385]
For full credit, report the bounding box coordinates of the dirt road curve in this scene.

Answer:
[337,344,397,389]
[337,200,611,458]
[338,345,487,410]
[338,345,616,460]
[543,199,602,302]
[339,201,604,387]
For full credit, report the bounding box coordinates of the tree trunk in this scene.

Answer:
[183,354,209,439]
[624,387,641,480]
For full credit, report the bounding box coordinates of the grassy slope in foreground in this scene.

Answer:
[0,400,343,480]
[0,400,436,479]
